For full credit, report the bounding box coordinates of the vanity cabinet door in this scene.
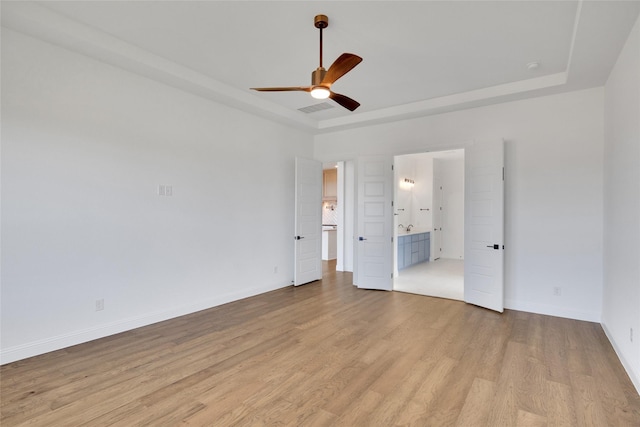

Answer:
[425,235,431,261]
[403,240,412,269]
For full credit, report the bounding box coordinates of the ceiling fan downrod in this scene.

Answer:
[312,15,329,85]
[315,14,328,69]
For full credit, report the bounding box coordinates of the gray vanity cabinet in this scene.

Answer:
[397,232,430,270]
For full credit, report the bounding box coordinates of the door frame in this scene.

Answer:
[392,148,466,283]
[345,140,505,311]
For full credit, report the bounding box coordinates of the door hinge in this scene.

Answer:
[391,164,394,171]
[502,167,505,181]
[391,237,394,243]
[391,273,394,279]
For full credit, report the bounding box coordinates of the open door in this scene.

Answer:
[294,157,322,286]
[355,156,393,291]
[464,139,505,312]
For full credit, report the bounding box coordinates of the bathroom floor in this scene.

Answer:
[394,258,464,301]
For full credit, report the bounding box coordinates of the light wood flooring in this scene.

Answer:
[2,260,639,426]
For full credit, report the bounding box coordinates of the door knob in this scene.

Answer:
[359,237,367,241]
[295,236,305,240]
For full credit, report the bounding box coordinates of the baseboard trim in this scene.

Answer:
[0,281,289,365]
[601,323,640,395]
[505,299,600,323]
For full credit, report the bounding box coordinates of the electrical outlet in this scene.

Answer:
[165,185,173,196]
[553,287,562,296]
[274,266,278,274]
[96,299,104,311]
[158,185,166,196]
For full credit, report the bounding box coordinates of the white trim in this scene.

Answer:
[336,161,345,271]
[319,73,567,131]
[602,323,640,395]
[505,299,600,323]
[0,282,289,365]
[2,2,582,134]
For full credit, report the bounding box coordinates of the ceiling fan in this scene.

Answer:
[251,14,362,111]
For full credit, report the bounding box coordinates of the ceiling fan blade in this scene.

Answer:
[251,87,311,92]
[322,53,362,85]
[329,91,360,111]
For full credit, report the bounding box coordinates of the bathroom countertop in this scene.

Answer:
[397,228,431,236]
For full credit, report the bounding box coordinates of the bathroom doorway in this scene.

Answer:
[393,149,465,300]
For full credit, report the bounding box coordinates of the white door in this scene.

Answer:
[355,156,393,291]
[464,140,505,312]
[294,157,322,286]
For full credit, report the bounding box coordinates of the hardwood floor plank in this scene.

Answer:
[2,262,639,426]
[543,316,572,385]
[545,380,578,426]
[333,390,384,426]
[571,373,611,426]
[485,341,526,426]
[454,377,497,427]
[320,347,398,416]
[472,316,511,383]
[392,356,458,425]
[179,380,268,425]
[516,409,547,426]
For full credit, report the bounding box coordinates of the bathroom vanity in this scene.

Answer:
[397,230,430,270]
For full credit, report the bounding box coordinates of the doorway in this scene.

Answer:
[321,161,354,274]
[321,162,338,271]
[350,139,504,312]
[392,150,465,300]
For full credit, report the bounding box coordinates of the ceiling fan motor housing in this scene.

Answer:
[312,67,327,86]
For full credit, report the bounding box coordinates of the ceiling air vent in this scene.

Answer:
[298,102,334,114]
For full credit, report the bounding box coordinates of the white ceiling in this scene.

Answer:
[3,1,639,133]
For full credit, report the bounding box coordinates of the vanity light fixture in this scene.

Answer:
[404,178,415,186]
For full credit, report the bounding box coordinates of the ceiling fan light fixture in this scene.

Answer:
[310,86,331,99]
[251,15,362,111]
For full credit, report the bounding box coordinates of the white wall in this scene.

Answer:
[412,154,434,231]
[394,155,414,227]
[440,157,464,259]
[315,87,604,322]
[602,16,640,393]
[1,29,314,363]
[342,161,355,272]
